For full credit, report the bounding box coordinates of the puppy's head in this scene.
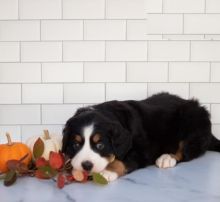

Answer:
[62,107,132,173]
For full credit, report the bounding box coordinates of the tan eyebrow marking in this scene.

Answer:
[74,135,82,143]
[92,133,101,143]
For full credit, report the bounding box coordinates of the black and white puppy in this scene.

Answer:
[62,93,220,182]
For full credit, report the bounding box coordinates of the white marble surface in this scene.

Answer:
[1,152,220,202]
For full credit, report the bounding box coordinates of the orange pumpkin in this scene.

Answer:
[0,133,32,173]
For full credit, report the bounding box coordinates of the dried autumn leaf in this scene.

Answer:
[4,170,17,186]
[92,173,108,185]
[6,160,19,171]
[49,152,64,170]
[35,157,48,168]
[16,163,28,174]
[33,138,44,159]
[57,173,65,189]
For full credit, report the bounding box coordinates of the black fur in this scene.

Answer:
[62,92,220,174]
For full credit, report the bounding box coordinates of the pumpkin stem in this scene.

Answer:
[43,130,51,140]
[6,132,13,146]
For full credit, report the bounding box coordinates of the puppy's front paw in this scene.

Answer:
[100,170,118,182]
[156,154,177,169]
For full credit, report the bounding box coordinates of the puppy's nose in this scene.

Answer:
[81,161,93,171]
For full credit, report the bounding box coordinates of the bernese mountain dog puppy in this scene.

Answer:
[62,93,220,182]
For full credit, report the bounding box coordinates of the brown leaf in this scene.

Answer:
[49,152,64,170]
[6,160,28,174]
[4,170,17,186]
[33,138,44,159]
[6,160,19,171]
[57,173,65,189]
[16,163,28,174]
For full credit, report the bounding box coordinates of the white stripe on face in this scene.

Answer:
[71,124,109,172]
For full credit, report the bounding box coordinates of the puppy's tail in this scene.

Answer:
[208,134,220,152]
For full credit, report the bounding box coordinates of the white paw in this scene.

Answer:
[100,170,118,182]
[156,154,177,169]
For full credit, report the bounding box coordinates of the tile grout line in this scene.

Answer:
[40,63,43,82]
[182,14,184,34]
[189,41,191,61]
[125,62,127,82]
[21,83,23,104]
[40,104,42,124]
[188,82,190,98]
[83,20,85,40]
[83,62,85,82]
[20,126,23,141]
[1,81,220,85]
[104,83,107,102]
[62,83,64,104]
[162,0,164,13]
[61,0,63,19]
[18,0,20,20]
[125,20,128,40]
[104,0,107,19]
[3,60,220,63]
[40,20,42,40]
[62,41,64,62]
[147,40,149,61]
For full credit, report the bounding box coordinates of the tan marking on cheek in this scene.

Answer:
[92,133,101,143]
[74,135,82,143]
[170,141,184,162]
[106,159,127,177]
[105,154,115,163]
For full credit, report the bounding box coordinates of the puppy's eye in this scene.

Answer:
[96,142,104,150]
[73,142,81,150]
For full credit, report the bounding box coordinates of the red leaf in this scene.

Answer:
[66,175,75,182]
[35,157,48,168]
[57,173,65,189]
[49,152,64,170]
[33,138,44,159]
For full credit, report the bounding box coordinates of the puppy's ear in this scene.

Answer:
[62,118,72,153]
[74,106,94,116]
[110,122,132,160]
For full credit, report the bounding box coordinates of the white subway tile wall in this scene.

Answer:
[0,0,220,143]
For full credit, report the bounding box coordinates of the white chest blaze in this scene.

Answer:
[71,124,109,172]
